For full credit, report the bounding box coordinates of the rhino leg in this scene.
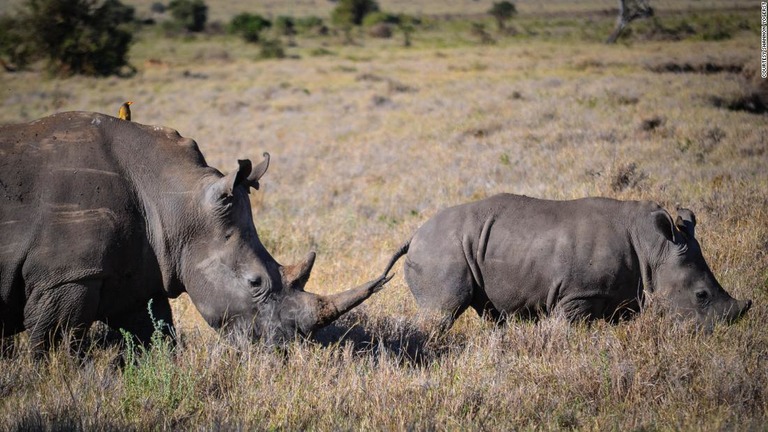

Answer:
[0,336,15,358]
[106,295,175,347]
[24,279,102,355]
[408,276,470,335]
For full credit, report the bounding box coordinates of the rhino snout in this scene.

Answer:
[731,298,752,321]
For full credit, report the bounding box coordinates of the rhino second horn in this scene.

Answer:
[280,252,316,291]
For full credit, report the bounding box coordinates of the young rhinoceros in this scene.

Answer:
[0,111,397,353]
[391,194,751,334]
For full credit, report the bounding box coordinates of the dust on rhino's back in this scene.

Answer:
[0,113,151,314]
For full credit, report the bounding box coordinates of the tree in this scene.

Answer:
[606,0,653,43]
[0,0,135,76]
[331,0,380,27]
[331,0,380,44]
[168,0,207,32]
[488,1,517,32]
[0,15,32,71]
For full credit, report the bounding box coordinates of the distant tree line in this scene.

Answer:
[0,0,135,76]
[0,0,679,77]
[0,0,212,75]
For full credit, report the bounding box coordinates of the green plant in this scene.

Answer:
[150,1,165,13]
[229,13,271,43]
[168,0,207,32]
[331,0,380,27]
[275,16,296,37]
[295,15,326,36]
[0,15,33,71]
[120,300,196,419]
[362,11,400,27]
[1,0,135,76]
[260,39,285,59]
[488,1,517,31]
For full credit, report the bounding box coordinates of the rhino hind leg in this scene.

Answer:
[105,294,175,347]
[405,260,475,337]
[23,279,102,355]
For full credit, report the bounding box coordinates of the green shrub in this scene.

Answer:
[275,15,296,36]
[229,13,271,43]
[331,0,380,27]
[150,1,165,13]
[296,15,325,34]
[168,0,207,32]
[362,11,400,27]
[367,23,393,38]
[259,39,285,59]
[0,15,33,71]
[0,0,135,76]
[120,302,197,420]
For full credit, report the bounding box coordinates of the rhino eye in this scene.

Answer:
[248,275,263,288]
[695,290,709,302]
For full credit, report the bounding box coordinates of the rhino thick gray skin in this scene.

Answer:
[391,194,751,333]
[0,111,396,352]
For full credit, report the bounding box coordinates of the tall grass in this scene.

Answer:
[1,3,766,430]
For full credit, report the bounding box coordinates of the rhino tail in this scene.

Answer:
[379,239,411,280]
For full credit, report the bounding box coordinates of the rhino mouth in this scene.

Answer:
[725,299,752,323]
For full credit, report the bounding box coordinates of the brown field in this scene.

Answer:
[1,1,767,430]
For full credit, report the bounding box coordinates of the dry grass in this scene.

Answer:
[1,2,767,430]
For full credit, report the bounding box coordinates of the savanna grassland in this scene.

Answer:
[1,0,767,430]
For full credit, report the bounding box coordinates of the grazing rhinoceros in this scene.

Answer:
[0,111,397,352]
[391,194,751,333]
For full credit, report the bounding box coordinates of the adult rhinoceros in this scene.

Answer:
[392,194,751,333]
[0,111,396,352]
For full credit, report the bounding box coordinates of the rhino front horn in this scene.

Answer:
[314,273,393,328]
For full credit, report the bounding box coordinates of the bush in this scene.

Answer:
[274,16,296,36]
[331,0,380,27]
[489,1,517,31]
[0,15,34,71]
[0,0,135,76]
[168,0,207,32]
[362,11,400,27]
[367,23,393,38]
[150,2,165,13]
[229,13,271,43]
[259,39,285,59]
[296,16,325,35]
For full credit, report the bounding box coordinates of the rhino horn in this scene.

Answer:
[313,273,393,328]
[280,251,316,291]
[311,246,405,328]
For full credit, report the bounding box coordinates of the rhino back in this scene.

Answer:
[407,194,653,319]
[0,112,197,327]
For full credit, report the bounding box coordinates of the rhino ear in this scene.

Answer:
[674,208,697,238]
[652,210,677,243]
[245,152,270,191]
[219,159,253,196]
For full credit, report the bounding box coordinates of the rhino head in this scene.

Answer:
[178,153,392,343]
[647,207,752,331]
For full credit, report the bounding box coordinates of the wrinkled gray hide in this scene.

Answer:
[0,112,396,352]
[395,194,751,333]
